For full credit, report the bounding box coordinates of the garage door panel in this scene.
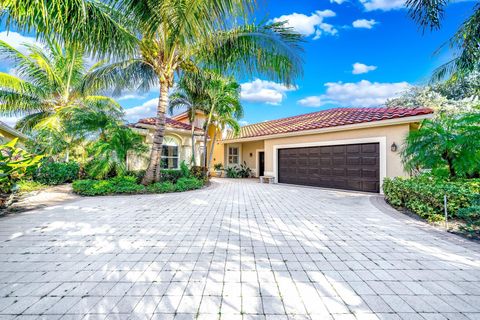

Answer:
[278,143,380,193]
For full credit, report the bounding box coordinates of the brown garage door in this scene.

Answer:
[278,143,380,193]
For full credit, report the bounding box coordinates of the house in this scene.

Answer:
[211,107,433,193]
[128,114,205,171]
[0,121,27,144]
[130,107,433,193]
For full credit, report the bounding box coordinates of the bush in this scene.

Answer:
[457,196,480,236]
[225,162,252,178]
[383,175,480,222]
[35,161,80,185]
[73,176,204,196]
[175,177,204,192]
[73,176,145,196]
[17,180,47,193]
[191,166,207,180]
[126,170,146,184]
[147,181,176,193]
[160,169,184,183]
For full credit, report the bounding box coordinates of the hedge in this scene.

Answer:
[383,175,480,222]
[35,161,80,185]
[73,176,204,196]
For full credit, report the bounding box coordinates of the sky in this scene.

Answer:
[0,0,476,127]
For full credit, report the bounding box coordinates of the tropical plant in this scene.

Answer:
[0,39,125,160]
[214,163,223,171]
[406,0,480,80]
[85,0,303,184]
[86,124,147,179]
[0,138,42,204]
[0,0,137,57]
[402,112,480,178]
[35,161,80,185]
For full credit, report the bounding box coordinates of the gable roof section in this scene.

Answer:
[133,117,204,133]
[224,107,433,141]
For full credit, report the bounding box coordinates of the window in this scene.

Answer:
[161,136,180,169]
[228,147,239,165]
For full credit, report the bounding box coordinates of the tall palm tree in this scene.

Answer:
[86,0,303,184]
[406,0,480,80]
[0,39,123,132]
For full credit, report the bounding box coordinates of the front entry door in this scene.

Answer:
[258,152,265,177]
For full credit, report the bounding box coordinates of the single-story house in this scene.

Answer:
[128,115,205,170]
[0,121,27,144]
[130,107,433,193]
[211,107,433,193]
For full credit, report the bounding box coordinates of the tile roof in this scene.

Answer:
[133,117,204,132]
[224,107,433,141]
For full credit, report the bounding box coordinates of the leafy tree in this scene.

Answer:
[0,39,124,159]
[402,112,480,178]
[406,0,480,80]
[85,0,303,184]
[86,124,147,179]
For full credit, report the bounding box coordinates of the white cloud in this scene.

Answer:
[297,96,323,107]
[330,0,346,4]
[298,80,410,107]
[118,94,145,101]
[352,19,377,29]
[238,120,249,126]
[240,79,297,105]
[124,98,158,123]
[0,31,38,52]
[359,0,405,11]
[0,116,21,128]
[272,10,338,40]
[352,62,377,74]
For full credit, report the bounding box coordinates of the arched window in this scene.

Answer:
[161,136,180,169]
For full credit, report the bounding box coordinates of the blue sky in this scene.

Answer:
[0,0,476,126]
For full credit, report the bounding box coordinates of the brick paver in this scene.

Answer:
[0,178,479,320]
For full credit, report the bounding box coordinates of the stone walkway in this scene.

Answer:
[0,179,479,320]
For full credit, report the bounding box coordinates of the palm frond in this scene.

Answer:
[405,0,449,31]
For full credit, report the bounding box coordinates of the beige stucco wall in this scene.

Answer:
[262,123,410,178]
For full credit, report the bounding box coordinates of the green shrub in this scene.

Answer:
[73,176,145,196]
[457,196,480,236]
[17,180,47,193]
[175,177,204,192]
[180,161,191,178]
[191,166,207,180]
[35,161,80,185]
[225,166,239,178]
[383,175,480,222]
[225,162,252,178]
[126,170,146,183]
[147,181,176,193]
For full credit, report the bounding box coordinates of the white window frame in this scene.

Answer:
[161,136,180,169]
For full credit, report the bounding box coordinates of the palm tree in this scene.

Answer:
[168,75,209,166]
[201,73,243,170]
[86,123,147,179]
[406,0,480,80]
[0,0,137,57]
[402,112,480,178]
[0,39,124,158]
[85,0,303,185]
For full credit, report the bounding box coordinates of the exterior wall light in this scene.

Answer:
[391,142,398,152]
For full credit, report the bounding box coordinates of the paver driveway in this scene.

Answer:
[1,179,480,320]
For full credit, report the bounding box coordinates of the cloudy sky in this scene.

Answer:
[0,0,476,126]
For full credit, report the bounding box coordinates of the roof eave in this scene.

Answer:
[221,113,433,144]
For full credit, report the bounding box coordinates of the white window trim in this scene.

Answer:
[271,137,387,194]
[161,136,181,169]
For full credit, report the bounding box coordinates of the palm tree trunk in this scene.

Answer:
[142,83,169,185]
[203,105,215,168]
[207,129,218,171]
